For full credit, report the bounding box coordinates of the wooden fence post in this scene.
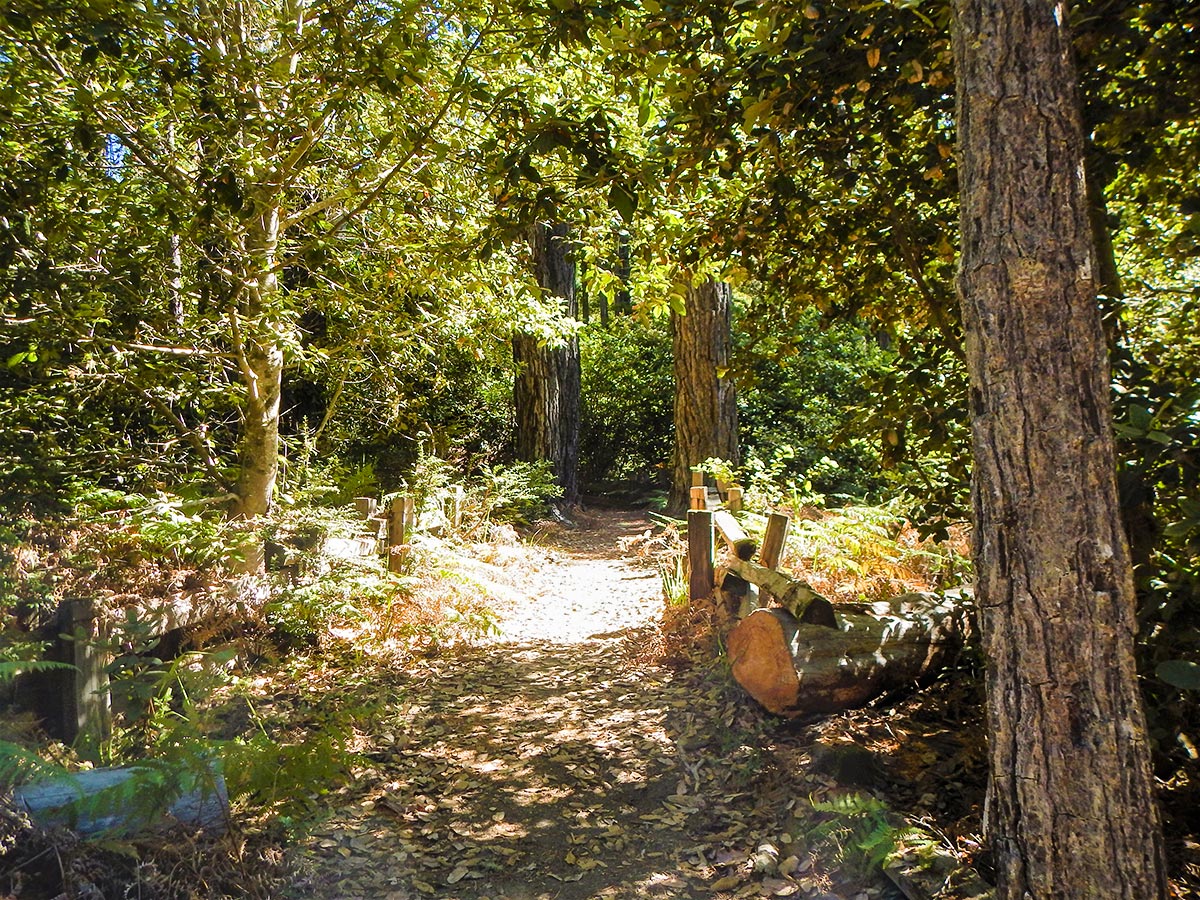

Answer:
[451,485,465,530]
[388,495,415,573]
[687,509,715,602]
[691,467,705,489]
[354,497,377,520]
[690,486,708,510]
[58,599,110,758]
[726,485,744,512]
[759,512,791,604]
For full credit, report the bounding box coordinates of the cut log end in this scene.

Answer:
[726,609,801,715]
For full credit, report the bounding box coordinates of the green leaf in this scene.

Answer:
[0,660,76,682]
[608,183,637,223]
[1156,660,1200,691]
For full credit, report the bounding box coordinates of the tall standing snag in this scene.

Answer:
[952,0,1166,896]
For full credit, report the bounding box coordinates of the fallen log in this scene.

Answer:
[12,758,229,836]
[726,591,973,717]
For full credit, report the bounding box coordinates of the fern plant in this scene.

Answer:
[0,739,71,791]
[804,791,926,875]
[0,658,74,682]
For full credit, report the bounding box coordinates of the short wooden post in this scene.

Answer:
[691,467,705,488]
[726,484,744,512]
[354,497,377,520]
[58,599,110,758]
[689,485,708,510]
[388,495,415,573]
[759,512,791,604]
[687,509,715,602]
[451,485,465,530]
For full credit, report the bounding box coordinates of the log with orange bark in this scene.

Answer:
[725,589,973,717]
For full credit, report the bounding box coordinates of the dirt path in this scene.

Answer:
[284,510,885,900]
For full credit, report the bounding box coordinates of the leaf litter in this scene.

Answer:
[281,509,909,900]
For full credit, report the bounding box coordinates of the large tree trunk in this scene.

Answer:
[952,2,1166,897]
[513,222,580,506]
[670,278,738,515]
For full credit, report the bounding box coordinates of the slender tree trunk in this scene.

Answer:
[513,222,580,506]
[670,277,738,515]
[952,1,1166,897]
[165,124,185,324]
[233,209,284,524]
[615,229,632,315]
[579,257,590,324]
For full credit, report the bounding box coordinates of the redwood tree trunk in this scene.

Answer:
[953,1,1166,897]
[513,222,580,506]
[670,278,738,514]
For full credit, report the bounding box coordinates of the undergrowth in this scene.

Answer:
[0,455,561,897]
[775,502,971,602]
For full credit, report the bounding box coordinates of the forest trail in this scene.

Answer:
[284,509,877,900]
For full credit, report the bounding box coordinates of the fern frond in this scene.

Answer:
[0,660,76,683]
[0,740,71,789]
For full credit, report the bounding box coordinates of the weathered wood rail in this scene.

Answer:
[685,504,972,717]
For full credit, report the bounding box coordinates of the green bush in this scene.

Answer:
[579,318,674,487]
[736,303,895,503]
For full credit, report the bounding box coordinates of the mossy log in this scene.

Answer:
[726,591,973,717]
[12,759,229,836]
[722,556,836,626]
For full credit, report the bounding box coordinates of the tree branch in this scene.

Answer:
[277,26,491,267]
[144,393,234,493]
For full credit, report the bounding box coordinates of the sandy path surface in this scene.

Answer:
[484,510,664,645]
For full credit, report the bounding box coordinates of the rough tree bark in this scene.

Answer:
[670,278,738,515]
[513,222,580,506]
[952,1,1167,897]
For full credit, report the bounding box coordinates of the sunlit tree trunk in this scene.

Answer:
[670,277,738,515]
[232,208,285,523]
[953,0,1166,896]
[513,222,580,506]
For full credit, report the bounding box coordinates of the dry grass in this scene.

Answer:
[635,503,972,664]
[776,504,971,603]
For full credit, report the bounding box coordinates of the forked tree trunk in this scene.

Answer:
[513,222,580,506]
[952,1,1166,896]
[670,278,738,515]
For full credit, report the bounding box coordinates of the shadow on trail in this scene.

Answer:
[286,629,801,900]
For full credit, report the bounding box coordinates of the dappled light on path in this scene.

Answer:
[285,510,885,900]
